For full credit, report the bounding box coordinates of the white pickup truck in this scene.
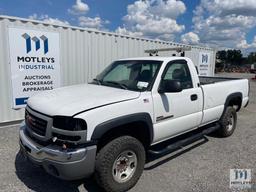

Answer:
[19,57,249,192]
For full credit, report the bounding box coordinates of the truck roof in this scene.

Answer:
[118,57,189,62]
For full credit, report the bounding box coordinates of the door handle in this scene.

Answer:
[190,94,198,101]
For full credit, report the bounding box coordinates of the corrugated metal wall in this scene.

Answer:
[0,16,216,123]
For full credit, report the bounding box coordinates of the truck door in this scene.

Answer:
[152,60,203,143]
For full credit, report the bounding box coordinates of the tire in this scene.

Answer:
[95,136,145,192]
[218,106,237,137]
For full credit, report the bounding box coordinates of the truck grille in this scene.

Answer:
[25,110,48,136]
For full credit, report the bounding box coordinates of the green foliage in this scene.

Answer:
[216,49,256,66]
[247,52,256,64]
[217,50,227,61]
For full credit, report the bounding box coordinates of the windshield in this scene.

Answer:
[91,60,162,91]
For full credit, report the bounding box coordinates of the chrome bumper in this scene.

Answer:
[19,123,97,180]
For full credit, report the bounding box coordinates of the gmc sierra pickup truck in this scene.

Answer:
[19,57,249,192]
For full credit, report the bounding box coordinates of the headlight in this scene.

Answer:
[53,116,87,131]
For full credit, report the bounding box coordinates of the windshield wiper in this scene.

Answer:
[104,81,128,90]
[93,78,102,85]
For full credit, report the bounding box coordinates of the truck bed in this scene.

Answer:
[199,76,249,126]
[199,76,241,85]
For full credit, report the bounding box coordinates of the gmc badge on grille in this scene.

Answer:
[27,115,36,126]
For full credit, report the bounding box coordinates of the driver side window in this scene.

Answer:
[163,61,193,89]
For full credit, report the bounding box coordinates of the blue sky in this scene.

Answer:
[0,0,255,52]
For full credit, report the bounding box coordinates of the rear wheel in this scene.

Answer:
[95,136,145,192]
[218,106,237,137]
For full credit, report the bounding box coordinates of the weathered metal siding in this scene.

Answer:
[0,16,216,123]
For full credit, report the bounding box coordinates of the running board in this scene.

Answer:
[148,124,220,156]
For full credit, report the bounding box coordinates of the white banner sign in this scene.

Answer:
[198,52,211,76]
[8,27,61,108]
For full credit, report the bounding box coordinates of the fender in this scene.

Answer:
[91,113,154,144]
[223,92,242,113]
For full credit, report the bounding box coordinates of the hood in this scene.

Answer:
[27,84,140,116]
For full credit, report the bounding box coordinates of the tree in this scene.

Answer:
[217,49,243,66]
[247,52,256,64]
[227,50,243,65]
[217,50,227,61]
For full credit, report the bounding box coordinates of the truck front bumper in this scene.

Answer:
[19,125,97,180]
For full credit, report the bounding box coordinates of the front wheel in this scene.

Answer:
[95,136,145,192]
[218,106,237,137]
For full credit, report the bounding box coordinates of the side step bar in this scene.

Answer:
[148,124,220,156]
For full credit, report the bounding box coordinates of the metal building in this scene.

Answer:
[0,15,216,124]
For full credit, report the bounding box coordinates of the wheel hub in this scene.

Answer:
[112,150,137,183]
[227,114,234,131]
[116,158,128,171]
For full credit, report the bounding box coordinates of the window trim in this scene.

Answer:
[146,62,162,91]
[158,59,194,91]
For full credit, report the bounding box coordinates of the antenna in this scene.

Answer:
[145,47,191,57]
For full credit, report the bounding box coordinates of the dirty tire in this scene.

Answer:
[218,106,237,137]
[95,136,145,192]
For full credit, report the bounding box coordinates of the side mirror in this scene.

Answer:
[158,80,182,93]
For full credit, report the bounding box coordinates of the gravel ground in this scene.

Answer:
[0,73,255,192]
